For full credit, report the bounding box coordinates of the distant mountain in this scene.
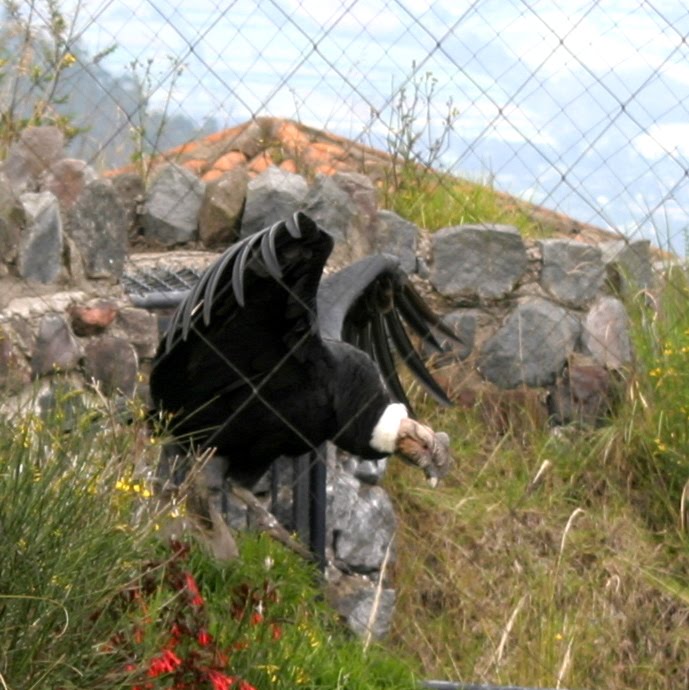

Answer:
[0,18,217,170]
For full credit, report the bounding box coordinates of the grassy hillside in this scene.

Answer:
[0,388,420,689]
[385,267,689,689]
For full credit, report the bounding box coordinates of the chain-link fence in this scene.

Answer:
[3,2,689,689]
[2,1,689,250]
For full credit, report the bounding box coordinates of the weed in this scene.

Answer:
[127,55,187,181]
[0,0,114,156]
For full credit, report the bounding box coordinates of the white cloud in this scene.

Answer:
[632,123,689,160]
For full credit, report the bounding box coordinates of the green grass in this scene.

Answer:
[6,266,689,688]
[0,384,419,690]
[384,165,545,237]
[383,264,689,690]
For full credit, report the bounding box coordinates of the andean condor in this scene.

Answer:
[150,212,455,493]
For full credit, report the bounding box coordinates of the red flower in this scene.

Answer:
[237,680,258,690]
[250,611,263,626]
[183,572,204,607]
[271,623,282,641]
[214,649,230,666]
[207,669,234,690]
[197,628,213,646]
[148,648,182,677]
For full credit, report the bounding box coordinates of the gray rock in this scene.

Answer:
[111,307,159,360]
[600,239,654,294]
[111,172,145,239]
[548,354,613,426]
[430,224,528,301]
[143,164,205,245]
[0,176,24,265]
[539,239,606,308]
[68,299,119,336]
[66,179,128,279]
[326,572,395,640]
[41,158,98,210]
[478,298,582,388]
[31,314,83,377]
[83,336,139,396]
[340,453,388,485]
[18,191,63,284]
[1,126,65,193]
[438,309,478,359]
[241,166,308,238]
[328,469,396,573]
[199,166,248,247]
[303,172,379,264]
[0,326,31,392]
[375,210,418,273]
[582,296,632,370]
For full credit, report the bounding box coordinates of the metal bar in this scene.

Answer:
[128,290,191,309]
[309,445,327,572]
[292,453,311,550]
[421,682,581,690]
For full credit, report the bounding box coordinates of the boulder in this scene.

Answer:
[328,469,396,573]
[430,224,528,301]
[601,239,654,294]
[478,298,582,388]
[111,172,145,239]
[325,571,395,640]
[83,336,139,396]
[68,300,119,336]
[582,296,632,370]
[375,209,418,273]
[18,191,63,284]
[66,179,128,279]
[111,307,159,360]
[199,166,248,246]
[539,239,605,308]
[303,172,379,264]
[241,166,308,238]
[437,309,479,359]
[41,158,98,211]
[31,314,83,377]
[548,353,614,425]
[143,163,205,245]
[1,126,65,193]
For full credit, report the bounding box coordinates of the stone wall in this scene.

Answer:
[0,125,656,638]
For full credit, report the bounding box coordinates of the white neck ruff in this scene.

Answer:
[370,403,408,454]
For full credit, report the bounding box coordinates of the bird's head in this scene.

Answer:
[394,417,452,487]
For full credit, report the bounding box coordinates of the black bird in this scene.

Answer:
[150,212,454,492]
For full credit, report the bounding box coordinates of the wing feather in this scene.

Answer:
[384,306,451,405]
[317,253,459,412]
[152,213,334,418]
[371,310,412,408]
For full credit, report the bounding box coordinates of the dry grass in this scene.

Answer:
[383,401,689,689]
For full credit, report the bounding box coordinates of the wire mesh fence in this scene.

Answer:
[3,2,689,689]
[2,0,688,249]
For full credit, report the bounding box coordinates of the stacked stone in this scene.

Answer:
[0,124,659,640]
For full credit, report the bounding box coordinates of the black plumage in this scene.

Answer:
[150,212,453,488]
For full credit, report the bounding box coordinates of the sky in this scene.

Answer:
[56,0,689,252]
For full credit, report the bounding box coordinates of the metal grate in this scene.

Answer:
[122,266,202,297]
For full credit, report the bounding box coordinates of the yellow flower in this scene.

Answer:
[257,665,279,683]
[61,53,76,68]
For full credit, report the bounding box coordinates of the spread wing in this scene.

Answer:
[317,254,458,411]
[150,212,334,421]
